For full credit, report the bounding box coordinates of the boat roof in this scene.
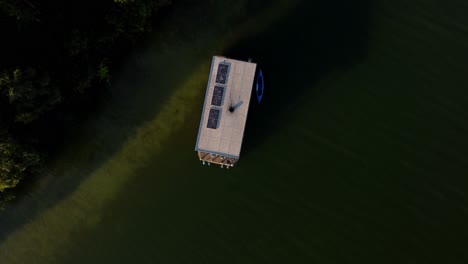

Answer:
[195,56,257,158]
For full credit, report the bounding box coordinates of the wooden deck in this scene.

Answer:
[198,151,237,167]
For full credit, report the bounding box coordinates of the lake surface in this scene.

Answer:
[1,0,468,263]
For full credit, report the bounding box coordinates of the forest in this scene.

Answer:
[0,0,172,206]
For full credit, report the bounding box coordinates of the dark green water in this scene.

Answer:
[1,0,468,263]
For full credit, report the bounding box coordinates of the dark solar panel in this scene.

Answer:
[215,63,229,84]
[211,96,222,106]
[218,64,229,74]
[216,73,227,84]
[207,108,220,129]
[211,86,225,106]
[213,85,224,96]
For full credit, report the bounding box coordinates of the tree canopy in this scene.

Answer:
[0,0,171,202]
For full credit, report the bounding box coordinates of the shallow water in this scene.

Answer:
[1,0,468,263]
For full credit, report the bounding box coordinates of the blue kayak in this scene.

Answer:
[256,69,264,103]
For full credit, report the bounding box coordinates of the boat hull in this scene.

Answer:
[256,69,264,103]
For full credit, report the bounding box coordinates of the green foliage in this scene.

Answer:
[0,0,173,206]
[68,30,89,57]
[0,68,62,124]
[107,0,172,40]
[0,134,41,192]
[98,62,110,82]
[0,192,15,210]
[0,0,40,23]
